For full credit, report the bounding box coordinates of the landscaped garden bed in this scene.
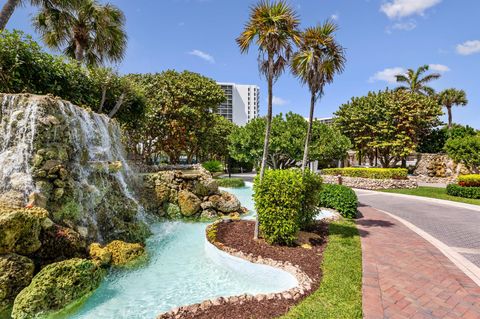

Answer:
[321,168,417,190]
[446,174,480,199]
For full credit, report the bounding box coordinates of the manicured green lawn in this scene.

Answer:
[281,220,362,319]
[380,187,480,206]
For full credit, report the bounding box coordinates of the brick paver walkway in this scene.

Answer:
[358,206,480,319]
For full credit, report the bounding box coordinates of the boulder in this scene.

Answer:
[154,183,170,204]
[177,190,201,216]
[209,191,241,213]
[164,203,181,219]
[0,254,35,312]
[89,240,145,267]
[0,206,49,255]
[193,179,218,197]
[11,258,105,319]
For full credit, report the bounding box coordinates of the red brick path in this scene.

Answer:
[357,206,480,319]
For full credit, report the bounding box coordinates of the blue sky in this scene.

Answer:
[6,0,480,129]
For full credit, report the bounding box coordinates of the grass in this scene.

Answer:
[281,220,362,319]
[380,186,480,206]
[215,177,245,188]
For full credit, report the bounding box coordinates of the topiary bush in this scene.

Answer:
[253,169,322,245]
[202,160,224,173]
[322,167,408,180]
[319,184,358,218]
[216,178,245,188]
[458,174,480,187]
[446,184,480,199]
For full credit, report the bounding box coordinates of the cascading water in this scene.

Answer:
[0,93,148,242]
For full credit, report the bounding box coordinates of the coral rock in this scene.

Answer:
[0,254,35,313]
[178,190,201,216]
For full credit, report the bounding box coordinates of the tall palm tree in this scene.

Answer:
[33,0,127,66]
[395,65,440,96]
[0,0,68,30]
[291,21,346,171]
[438,88,468,128]
[236,0,299,239]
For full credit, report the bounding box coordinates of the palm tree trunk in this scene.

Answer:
[447,106,453,129]
[0,0,20,30]
[255,53,274,240]
[301,93,315,171]
[74,40,85,63]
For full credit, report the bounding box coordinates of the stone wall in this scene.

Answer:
[140,165,247,219]
[413,153,471,179]
[322,175,417,190]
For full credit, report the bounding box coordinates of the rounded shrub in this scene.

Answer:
[319,184,358,218]
[253,169,322,245]
[447,184,480,199]
[202,160,224,173]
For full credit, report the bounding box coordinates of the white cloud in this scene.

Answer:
[391,21,416,31]
[456,40,480,56]
[369,67,406,83]
[331,14,339,21]
[188,49,215,63]
[381,0,441,19]
[428,64,450,72]
[272,96,288,106]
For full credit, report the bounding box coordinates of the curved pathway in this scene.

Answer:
[356,190,480,318]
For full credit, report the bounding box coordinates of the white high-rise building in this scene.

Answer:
[217,82,260,126]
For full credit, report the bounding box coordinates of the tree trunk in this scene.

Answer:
[255,53,274,240]
[74,40,85,63]
[447,105,453,129]
[302,92,316,171]
[0,0,20,31]
[98,87,107,113]
[108,92,125,118]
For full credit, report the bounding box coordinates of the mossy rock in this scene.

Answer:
[0,206,49,255]
[177,190,201,216]
[11,258,105,319]
[89,240,145,267]
[164,202,181,219]
[0,254,35,313]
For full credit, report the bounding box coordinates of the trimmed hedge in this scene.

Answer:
[446,184,480,199]
[202,160,223,173]
[319,184,358,218]
[253,169,322,245]
[322,167,408,180]
[458,174,480,187]
[216,178,245,188]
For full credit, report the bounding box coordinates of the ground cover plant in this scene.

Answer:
[215,178,245,188]
[319,184,358,218]
[322,168,408,180]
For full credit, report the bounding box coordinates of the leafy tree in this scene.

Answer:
[126,71,226,164]
[198,114,236,161]
[33,0,127,66]
[395,65,440,96]
[335,90,442,167]
[445,134,480,172]
[418,124,477,153]
[309,122,351,168]
[236,0,300,182]
[291,21,345,170]
[438,88,468,128]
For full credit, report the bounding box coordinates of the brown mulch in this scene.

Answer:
[178,220,328,319]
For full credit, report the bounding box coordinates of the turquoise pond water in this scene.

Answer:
[65,184,297,319]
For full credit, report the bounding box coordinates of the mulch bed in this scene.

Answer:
[176,220,328,319]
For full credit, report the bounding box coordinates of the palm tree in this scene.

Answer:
[438,88,468,128]
[236,0,299,239]
[33,0,127,66]
[291,21,346,171]
[395,65,440,96]
[0,0,69,30]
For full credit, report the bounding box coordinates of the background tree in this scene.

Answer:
[438,88,468,128]
[336,90,442,167]
[198,114,236,162]
[236,0,300,181]
[395,65,440,96]
[309,122,351,167]
[445,134,480,173]
[418,124,477,153]
[33,0,127,66]
[291,21,345,171]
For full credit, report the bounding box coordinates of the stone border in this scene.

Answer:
[156,220,314,319]
[322,174,418,190]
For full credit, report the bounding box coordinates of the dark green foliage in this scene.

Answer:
[319,184,358,218]
[418,124,477,153]
[216,178,245,188]
[445,134,480,171]
[322,168,408,180]
[202,160,223,173]
[446,184,480,199]
[253,169,322,245]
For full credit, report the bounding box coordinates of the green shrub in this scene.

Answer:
[445,135,480,172]
[216,178,245,188]
[458,174,480,187]
[319,184,358,218]
[202,160,224,173]
[446,184,480,199]
[253,169,322,245]
[322,167,408,180]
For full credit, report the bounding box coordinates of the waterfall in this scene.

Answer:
[0,93,147,242]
